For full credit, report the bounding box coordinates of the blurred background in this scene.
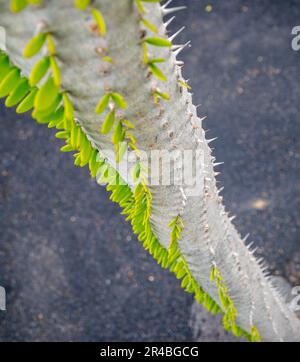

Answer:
[0,0,299,341]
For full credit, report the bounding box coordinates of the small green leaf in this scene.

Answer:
[16,87,38,114]
[102,56,113,64]
[63,92,74,121]
[0,68,21,98]
[116,142,128,163]
[55,131,69,139]
[50,56,61,86]
[148,63,167,81]
[23,33,47,58]
[34,77,59,111]
[27,0,42,4]
[0,55,11,79]
[141,18,158,34]
[126,131,137,144]
[33,94,62,120]
[176,266,187,280]
[74,153,81,167]
[5,78,30,107]
[75,0,90,10]
[91,8,106,36]
[112,121,124,144]
[47,35,56,55]
[10,0,27,13]
[47,106,64,127]
[61,144,76,152]
[121,118,135,129]
[95,93,110,114]
[143,43,148,64]
[154,89,170,101]
[250,326,262,342]
[29,57,50,86]
[79,135,92,166]
[181,275,190,289]
[148,58,166,64]
[178,79,191,90]
[101,110,115,134]
[210,267,215,282]
[89,149,99,178]
[111,92,127,109]
[145,37,172,47]
[168,218,177,228]
[134,0,145,14]
[131,163,141,183]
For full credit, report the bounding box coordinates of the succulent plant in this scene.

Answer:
[1,0,299,341]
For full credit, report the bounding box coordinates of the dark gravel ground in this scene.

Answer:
[0,0,299,341]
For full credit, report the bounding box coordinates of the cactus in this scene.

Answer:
[1,0,300,341]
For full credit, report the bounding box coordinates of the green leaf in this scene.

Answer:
[5,78,30,107]
[0,55,11,79]
[91,8,106,36]
[168,218,177,228]
[75,0,90,10]
[176,266,187,280]
[141,18,158,34]
[74,153,81,167]
[63,93,74,121]
[70,123,79,147]
[50,56,61,86]
[33,94,62,120]
[16,87,38,114]
[55,131,69,139]
[210,267,216,282]
[111,92,127,109]
[95,93,110,114]
[154,89,170,101]
[27,0,42,4]
[29,57,50,86]
[148,63,167,81]
[144,37,172,47]
[89,149,99,178]
[147,58,166,64]
[112,121,124,144]
[79,135,92,166]
[97,163,109,184]
[47,106,64,127]
[47,35,56,55]
[250,326,262,342]
[10,0,27,13]
[131,163,141,183]
[61,144,76,153]
[116,142,128,163]
[181,275,190,289]
[0,68,21,98]
[34,77,60,111]
[178,79,192,90]
[121,118,135,129]
[134,0,145,14]
[218,289,229,309]
[101,110,115,134]
[23,33,47,58]
[102,56,113,64]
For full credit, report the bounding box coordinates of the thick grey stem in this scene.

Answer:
[1,0,299,341]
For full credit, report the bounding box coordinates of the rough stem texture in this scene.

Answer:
[1,0,300,341]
